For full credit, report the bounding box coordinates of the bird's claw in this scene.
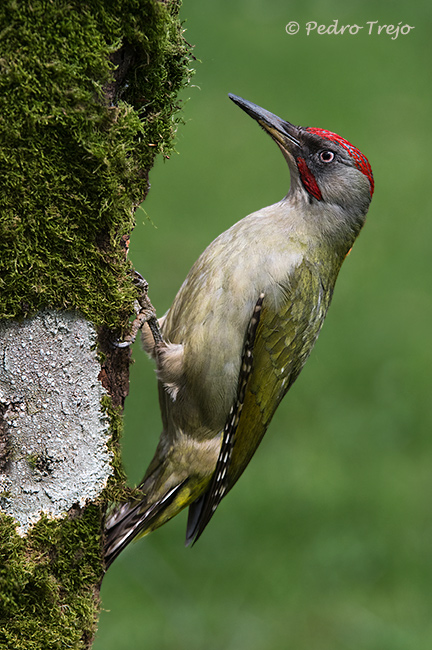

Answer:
[132,271,149,293]
[115,271,164,348]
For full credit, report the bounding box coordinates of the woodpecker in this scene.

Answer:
[104,94,374,567]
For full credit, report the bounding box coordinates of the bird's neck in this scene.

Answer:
[282,192,366,261]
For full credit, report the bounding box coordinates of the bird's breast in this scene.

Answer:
[160,204,339,438]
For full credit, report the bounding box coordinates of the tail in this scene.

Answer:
[104,481,186,569]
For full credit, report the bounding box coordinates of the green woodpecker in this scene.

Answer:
[104,94,374,567]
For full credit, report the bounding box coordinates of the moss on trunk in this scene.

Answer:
[0,1,192,647]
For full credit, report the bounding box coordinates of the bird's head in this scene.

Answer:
[229,94,374,226]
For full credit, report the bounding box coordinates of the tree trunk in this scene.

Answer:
[0,1,191,647]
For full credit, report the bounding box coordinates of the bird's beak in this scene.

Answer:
[229,94,301,155]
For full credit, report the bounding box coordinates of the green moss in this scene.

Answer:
[101,394,138,503]
[26,454,38,471]
[0,508,104,649]
[0,1,192,647]
[0,396,133,649]
[0,0,192,332]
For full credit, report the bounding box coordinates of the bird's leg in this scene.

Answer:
[115,271,164,349]
[133,272,164,346]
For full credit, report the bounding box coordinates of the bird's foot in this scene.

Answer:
[114,271,164,348]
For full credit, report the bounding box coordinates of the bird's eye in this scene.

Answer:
[319,150,335,163]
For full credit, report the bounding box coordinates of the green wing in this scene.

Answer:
[186,261,333,543]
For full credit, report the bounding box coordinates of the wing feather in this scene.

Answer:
[186,260,333,543]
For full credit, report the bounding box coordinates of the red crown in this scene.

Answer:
[307,128,374,197]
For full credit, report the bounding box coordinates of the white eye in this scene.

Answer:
[319,150,335,163]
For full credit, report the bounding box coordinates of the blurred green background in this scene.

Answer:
[95,1,432,648]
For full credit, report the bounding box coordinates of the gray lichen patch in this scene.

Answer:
[0,310,112,534]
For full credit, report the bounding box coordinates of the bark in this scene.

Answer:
[0,1,191,648]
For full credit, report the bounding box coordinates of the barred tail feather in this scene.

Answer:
[104,482,186,569]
